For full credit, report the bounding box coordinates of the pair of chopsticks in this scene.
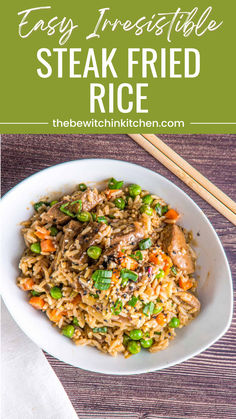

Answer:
[128,134,236,225]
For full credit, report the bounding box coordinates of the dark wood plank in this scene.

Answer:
[1,134,236,419]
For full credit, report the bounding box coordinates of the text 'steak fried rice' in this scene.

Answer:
[17,178,200,357]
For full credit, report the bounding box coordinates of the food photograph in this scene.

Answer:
[1,134,235,418]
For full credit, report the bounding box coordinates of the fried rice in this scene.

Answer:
[17,178,200,357]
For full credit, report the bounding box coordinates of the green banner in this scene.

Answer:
[1,0,236,133]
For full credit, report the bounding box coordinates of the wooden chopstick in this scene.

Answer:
[128,134,236,225]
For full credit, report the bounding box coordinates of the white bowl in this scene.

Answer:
[0,159,233,375]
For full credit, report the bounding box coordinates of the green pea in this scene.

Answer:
[87,246,102,260]
[114,197,126,210]
[50,226,58,236]
[128,184,141,197]
[50,286,62,300]
[78,183,87,191]
[140,338,153,348]
[156,269,165,279]
[169,317,180,328]
[140,204,153,216]
[129,329,143,340]
[50,200,58,207]
[30,243,41,254]
[142,194,153,205]
[127,340,141,355]
[77,211,91,222]
[123,334,130,346]
[62,325,74,338]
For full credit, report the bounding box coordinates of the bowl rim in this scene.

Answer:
[0,158,233,375]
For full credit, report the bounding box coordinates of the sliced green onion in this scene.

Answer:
[171,266,178,275]
[78,183,87,191]
[50,226,58,236]
[121,278,129,287]
[87,246,102,260]
[111,299,123,315]
[91,212,97,221]
[120,269,138,282]
[143,301,155,317]
[31,290,42,296]
[153,304,163,315]
[89,293,99,299]
[30,243,41,254]
[130,251,143,261]
[142,194,153,205]
[114,197,126,210]
[50,200,58,207]
[97,216,108,224]
[92,327,107,333]
[108,177,124,190]
[60,200,82,217]
[128,296,138,307]
[92,270,112,280]
[94,278,111,290]
[73,317,79,326]
[34,201,49,211]
[139,238,152,250]
[77,211,91,222]
[156,269,165,279]
[155,203,169,217]
[92,270,112,290]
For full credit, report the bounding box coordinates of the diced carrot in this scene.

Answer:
[47,308,63,323]
[118,252,138,270]
[41,239,56,252]
[149,253,159,265]
[179,277,193,291]
[35,226,50,240]
[20,277,34,291]
[29,296,45,310]
[112,269,120,283]
[156,312,166,326]
[104,189,117,199]
[72,295,81,305]
[162,254,173,275]
[165,209,179,220]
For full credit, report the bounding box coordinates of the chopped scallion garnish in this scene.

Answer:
[92,327,107,333]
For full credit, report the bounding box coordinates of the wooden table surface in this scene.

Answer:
[2,134,236,419]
